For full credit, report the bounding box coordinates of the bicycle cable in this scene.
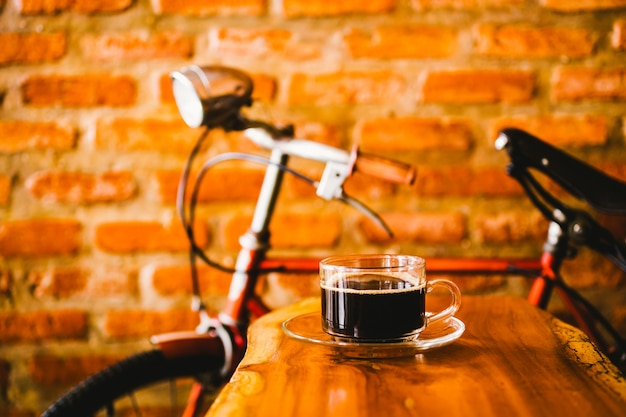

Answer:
[176,129,325,315]
[183,151,317,272]
[512,162,626,266]
[554,276,626,356]
[506,263,626,368]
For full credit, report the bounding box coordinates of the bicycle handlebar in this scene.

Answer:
[244,127,416,186]
[351,147,416,185]
[172,65,416,237]
[243,125,413,235]
[244,128,350,164]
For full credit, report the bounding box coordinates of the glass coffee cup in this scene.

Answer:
[320,254,461,342]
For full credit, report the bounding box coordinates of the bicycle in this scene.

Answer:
[40,66,626,417]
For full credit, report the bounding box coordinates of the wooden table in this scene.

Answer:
[206,296,626,417]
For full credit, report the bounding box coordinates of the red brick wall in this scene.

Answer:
[1,0,626,413]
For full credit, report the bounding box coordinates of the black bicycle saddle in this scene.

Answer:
[496,128,626,215]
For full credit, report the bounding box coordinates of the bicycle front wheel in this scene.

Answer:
[40,349,225,417]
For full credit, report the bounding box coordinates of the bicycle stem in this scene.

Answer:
[222,148,289,324]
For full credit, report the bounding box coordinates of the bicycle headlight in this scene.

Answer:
[170,65,253,128]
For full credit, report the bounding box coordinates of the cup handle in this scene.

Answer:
[425,279,461,326]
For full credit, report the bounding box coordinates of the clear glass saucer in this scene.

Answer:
[282,312,465,359]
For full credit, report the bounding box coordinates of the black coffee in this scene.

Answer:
[321,273,426,341]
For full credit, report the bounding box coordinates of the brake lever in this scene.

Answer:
[338,192,394,238]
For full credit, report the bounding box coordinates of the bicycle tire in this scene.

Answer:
[40,349,224,417]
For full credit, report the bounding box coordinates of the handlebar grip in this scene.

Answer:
[352,147,416,185]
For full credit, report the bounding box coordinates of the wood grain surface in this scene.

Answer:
[206,296,626,417]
